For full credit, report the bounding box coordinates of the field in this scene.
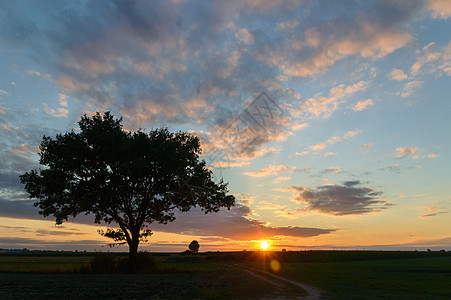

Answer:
[0,251,450,299]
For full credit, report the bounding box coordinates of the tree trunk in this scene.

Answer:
[127,238,139,272]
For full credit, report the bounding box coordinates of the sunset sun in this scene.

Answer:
[259,241,270,250]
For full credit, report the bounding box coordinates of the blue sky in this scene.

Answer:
[0,0,450,251]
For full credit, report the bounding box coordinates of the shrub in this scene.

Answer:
[90,252,156,273]
[90,253,118,273]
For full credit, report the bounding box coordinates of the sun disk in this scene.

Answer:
[260,240,270,250]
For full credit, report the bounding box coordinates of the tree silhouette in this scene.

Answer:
[189,240,200,253]
[20,112,235,268]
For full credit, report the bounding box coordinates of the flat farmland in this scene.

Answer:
[0,251,450,299]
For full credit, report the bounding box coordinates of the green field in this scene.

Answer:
[0,251,450,299]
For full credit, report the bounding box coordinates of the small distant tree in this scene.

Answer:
[20,112,234,268]
[189,240,200,253]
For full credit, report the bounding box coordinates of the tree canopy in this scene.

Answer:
[20,112,235,263]
[189,240,200,253]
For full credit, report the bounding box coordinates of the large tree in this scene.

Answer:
[20,112,235,265]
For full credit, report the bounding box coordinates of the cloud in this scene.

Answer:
[359,142,373,154]
[274,176,291,183]
[153,205,335,240]
[399,81,423,98]
[34,228,86,236]
[211,161,250,168]
[58,94,69,107]
[380,163,422,173]
[244,164,297,177]
[410,41,451,77]
[419,205,448,218]
[388,68,408,81]
[42,104,69,118]
[310,130,359,151]
[427,153,438,158]
[0,89,9,95]
[380,164,403,173]
[0,199,334,241]
[427,0,451,19]
[304,236,451,251]
[1,0,433,171]
[0,199,42,220]
[295,151,308,156]
[0,121,18,131]
[291,123,309,131]
[8,144,39,155]
[352,99,373,112]
[277,2,417,78]
[235,28,254,44]
[290,81,368,119]
[0,0,423,130]
[392,146,419,158]
[0,237,102,247]
[321,167,344,174]
[324,152,336,157]
[198,92,288,163]
[291,180,389,216]
[0,105,7,115]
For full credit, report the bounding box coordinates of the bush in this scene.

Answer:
[90,252,156,273]
[131,252,156,273]
[90,253,118,273]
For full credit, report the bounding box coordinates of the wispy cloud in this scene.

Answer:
[399,81,424,98]
[42,103,69,118]
[291,81,368,119]
[388,68,408,81]
[352,99,373,112]
[244,164,297,177]
[419,205,448,218]
[392,146,419,158]
[274,176,291,183]
[310,130,359,151]
[321,167,344,174]
[411,41,451,76]
[295,151,308,157]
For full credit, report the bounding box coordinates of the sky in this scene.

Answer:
[0,0,450,252]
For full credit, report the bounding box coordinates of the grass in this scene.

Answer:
[0,251,450,299]
[0,255,92,273]
[0,272,285,299]
[0,252,305,299]
[246,256,451,299]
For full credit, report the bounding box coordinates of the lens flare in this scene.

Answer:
[270,259,281,272]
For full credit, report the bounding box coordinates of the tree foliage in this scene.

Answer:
[20,112,235,261]
[189,240,200,253]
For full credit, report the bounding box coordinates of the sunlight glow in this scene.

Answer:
[260,240,270,250]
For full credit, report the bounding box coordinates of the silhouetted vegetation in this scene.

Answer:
[90,252,156,273]
[203,249,451,263]
[20,112,235,269]
[189,240,200,253]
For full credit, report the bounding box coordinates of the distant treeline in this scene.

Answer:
[204,250,451,263]
[1,250,450,262]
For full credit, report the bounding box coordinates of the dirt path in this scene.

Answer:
[234,264,323,299]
